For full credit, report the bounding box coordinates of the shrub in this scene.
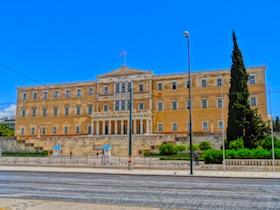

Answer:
[187,143,199,151]
[2,151,48,157]
[175,144,187,154]
[260,136,280,150]
[203,150,223,164]
[159,143,176,155]
[229,138,244,150]
[199,141,212,151]
[251,148,271,159]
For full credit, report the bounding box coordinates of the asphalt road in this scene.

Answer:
[0,172,279,210]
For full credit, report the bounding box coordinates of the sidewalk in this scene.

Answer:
[0,165,279,179]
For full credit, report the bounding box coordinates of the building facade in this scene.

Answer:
[15,65,267,139]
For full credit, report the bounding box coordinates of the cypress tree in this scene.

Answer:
[226,30,250,147]
[274,116,280,132]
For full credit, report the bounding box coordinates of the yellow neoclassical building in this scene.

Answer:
[15,65,267,139]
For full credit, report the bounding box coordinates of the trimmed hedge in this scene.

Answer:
[2,151,48,157]
[204,149,280,164]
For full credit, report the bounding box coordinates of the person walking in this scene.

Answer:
[195,153,199,165]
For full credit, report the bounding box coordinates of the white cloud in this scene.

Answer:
[0,104,16,119]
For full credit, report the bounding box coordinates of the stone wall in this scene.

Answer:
[0,137,36,152]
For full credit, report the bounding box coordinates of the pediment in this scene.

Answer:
[98,66,151,79]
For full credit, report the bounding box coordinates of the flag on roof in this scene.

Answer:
[120,50,126,56]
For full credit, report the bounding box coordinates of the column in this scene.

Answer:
[91,120,94,135]
[108,120,111,135]
[146,119,150,134]
[102,120,105,135]
[121,120,124,134]
[127,119,130,135]
[149,119,153,134]
[96,120,99,135]
[133,119,137,134]
[140,119,143,134]
[114,120,118,134]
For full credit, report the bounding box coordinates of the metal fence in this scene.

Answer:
[0,155,193,168]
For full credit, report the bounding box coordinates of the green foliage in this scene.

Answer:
[275,149,280,159]
[199,141,212,151]
[159,156,204,161]
[175,144,187,154]
[0,124,14,136]
[143,151,160,157]
[260,136,280,150]
[2,151,48,157]
[251,148,271,159]
[159,143,176,155]
[229,138,244,150]
[187,143,199,151]
[203,150,223,164]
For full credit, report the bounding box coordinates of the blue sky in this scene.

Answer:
[0,0,280,118]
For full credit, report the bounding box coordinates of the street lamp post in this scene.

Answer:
[185,31,193,175]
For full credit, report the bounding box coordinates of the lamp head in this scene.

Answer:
[184,31,189,38]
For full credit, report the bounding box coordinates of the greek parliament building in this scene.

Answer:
[15,65,267,140]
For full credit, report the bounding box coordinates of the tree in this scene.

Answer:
[0,124,14,136]
[159,143,176,155]
[226,30,250,147]
[273,116,280,132]
[199,141,212,151]
[175,144,187,154]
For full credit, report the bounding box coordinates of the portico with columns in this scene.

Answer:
[91,110,153,135]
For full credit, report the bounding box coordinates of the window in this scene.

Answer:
[21,109,26,117]
[22,92,27,100]
[33,92,37,99]
[103,86,108,94]
[218,121,224,130]
[172,101,178,110]
[53,126,57,134]
[31,127,35,135]
[64,126,68,134]
[186,100,192,109]
[43,91,48,99]
[217,98,223,108]
[77,88,82,96]
[42,108,47,117]
[103,104,108,112]
[121,100,126,110]
[121,82,126,92]
[87,125,92,134]
[88,105,93,114]
[157,102,163,111]
[202,99,208,108]
[32,108,37,117]
[217,77,223,86]
[201,78,207,87]
[172,122,178,131]
[138,103,144,110]
[171,81,177,90]
[41,127,46,134]
[139,83,144,92]
[157,123,163,131]
[54,90,59,98]
[202,121,208,130]
[65,106,69,116]
[76,106,81,115]
[186,80,192,89]
[157,82,163,90]
[250,96,257,106]
[115,101,120,111]
[128,82,132,91]
[75,126,80,134]
[20,128,25,135]
[53,107,58,116]
[249,75,255,84]
[89,87,93,96]
[116,83,120,93]
[65,89,70,97]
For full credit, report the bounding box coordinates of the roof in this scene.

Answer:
[103,145,111,149]
[98,66,151,79]
[53,145,62,150]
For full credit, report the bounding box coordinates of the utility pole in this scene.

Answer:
[128,87,133,170]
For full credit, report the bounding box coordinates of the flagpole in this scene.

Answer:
[124,53,126,66]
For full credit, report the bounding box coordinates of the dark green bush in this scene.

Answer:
[187,143,199,151]
[260,136,280,150]
[2,151,48,157]
[251,148,271,159]
[229,138,244,150]
[159,143,176,155]
[175,144,187,154]
[199,141,212,151]
[203,150,223,164]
